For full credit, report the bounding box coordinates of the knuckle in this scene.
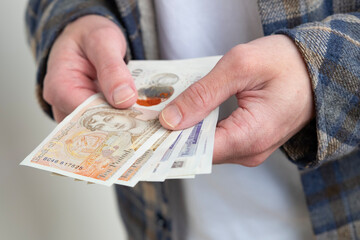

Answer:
[97,62,133,93]
[87,26,120,44]
[86,26,126,55]
[97,63,132,90]
[185,81,212,109]
[226,44,257,79]
[98,62,121,80]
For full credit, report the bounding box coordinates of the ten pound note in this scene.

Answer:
[21,56,221,186]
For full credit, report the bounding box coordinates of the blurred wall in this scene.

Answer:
[0,1,126,240]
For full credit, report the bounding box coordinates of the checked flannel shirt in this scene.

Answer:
[26,0,360,239]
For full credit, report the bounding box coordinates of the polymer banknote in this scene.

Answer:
[21,56,221,186]
[165,108,218,179]
[117,56,221,184]
[21,94,168,185]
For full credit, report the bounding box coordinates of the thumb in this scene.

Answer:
[159,61,237,130]
[83,26,137,109]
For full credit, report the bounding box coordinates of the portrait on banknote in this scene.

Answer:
[66,106,158,161]
[80,106,154,135]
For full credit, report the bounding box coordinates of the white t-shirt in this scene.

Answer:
[154,0,314,239]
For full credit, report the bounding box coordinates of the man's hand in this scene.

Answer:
[44,15,137,122]
[159,35,315,167]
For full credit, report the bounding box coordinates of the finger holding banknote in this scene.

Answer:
[159,35,315,167]
[44,15,137,122]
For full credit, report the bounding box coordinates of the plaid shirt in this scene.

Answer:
[26,0,360,239]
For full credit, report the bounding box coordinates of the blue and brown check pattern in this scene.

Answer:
[26,0,145,118]
[301,150,360,239]
[26,0,360,239]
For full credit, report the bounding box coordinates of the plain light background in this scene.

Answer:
[0,1,127,240]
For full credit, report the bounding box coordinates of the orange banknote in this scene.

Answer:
[21,94,163,185]
[22,56,221,186]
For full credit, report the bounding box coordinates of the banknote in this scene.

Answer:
[115,127,192,186]
[143,116,210,181]
[165,108,218,179]
[21,94,167,185]
[128,56,222,112]
[21,56,222,186]
[124,56,222,182]
[139,128,192,182]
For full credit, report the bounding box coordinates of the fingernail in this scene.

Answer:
[161,105,182,128]
[113,84,135,105]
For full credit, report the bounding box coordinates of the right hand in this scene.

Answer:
[44,15,137,122]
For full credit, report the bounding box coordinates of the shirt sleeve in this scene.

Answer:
[25,0,129,118]
[274,11,360,168]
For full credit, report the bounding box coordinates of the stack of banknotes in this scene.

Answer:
[21,56,221,187]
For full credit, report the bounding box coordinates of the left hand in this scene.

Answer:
[159,35,315,167]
